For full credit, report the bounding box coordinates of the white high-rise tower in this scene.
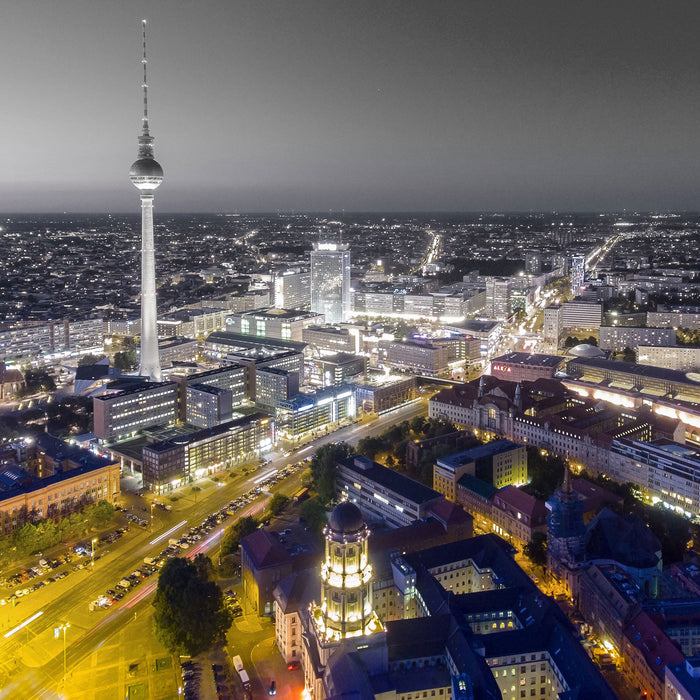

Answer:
[129,20,163,382]
[310,242,351,324]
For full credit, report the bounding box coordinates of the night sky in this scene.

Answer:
[2,1,700,213]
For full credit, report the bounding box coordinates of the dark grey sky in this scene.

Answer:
[2,1,700,212]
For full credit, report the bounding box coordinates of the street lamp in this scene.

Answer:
[58,622,70,681]
[91,538,98,572]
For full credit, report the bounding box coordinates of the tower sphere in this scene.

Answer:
[130,157,163,190]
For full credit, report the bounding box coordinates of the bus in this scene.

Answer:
[293,486,310,503]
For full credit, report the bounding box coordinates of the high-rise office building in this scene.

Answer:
[129,20,163,382]
[485,276,512,321]
[310,243,351,324]
[524,251,542,274]
[570,254,586,295]
[273,270,311,309]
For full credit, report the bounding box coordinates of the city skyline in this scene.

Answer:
[3,1,700,213]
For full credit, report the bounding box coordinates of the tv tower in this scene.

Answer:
[129,19,163,382]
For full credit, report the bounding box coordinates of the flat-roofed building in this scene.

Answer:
[157,307,229,338]
[0,437,120,534]
[485,276,512,320]
[301,325,358,354]
[203,332,305,401]
[305,352,366,388]
[598,326,676,352]
[141,413,273,492]
[543,304,562,346]
[255,367,299,410]
[647,309,700,329]
[158,337,198,364]
[564,357,700,415]
[186,384,233,428]
[274,270,310,310]
[490,352,565,382]
[225,308,325,342]
[637,345,700,372]
[336,454,446,529]
[276,385,355,440]
[353,373,416,414]
[185,364,247,404]
[93,381,179,442]
[434,440,527,501]
[560,300,602,331]
[310,242,351,324]
[385,339,449,376]
[609,438,700,517]
[443,319,503,358]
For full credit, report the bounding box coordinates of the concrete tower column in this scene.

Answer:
[139,192,161,381]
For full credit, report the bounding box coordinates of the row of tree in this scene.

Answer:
[0,500,115,563]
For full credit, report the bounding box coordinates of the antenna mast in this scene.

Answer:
[138,19,154,158]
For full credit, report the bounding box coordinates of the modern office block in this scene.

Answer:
[310,242,351,324]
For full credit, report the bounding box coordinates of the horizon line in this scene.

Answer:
[0,209,698,217]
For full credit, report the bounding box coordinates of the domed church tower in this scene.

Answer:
[304,501,386,697]
[313,501,381,641]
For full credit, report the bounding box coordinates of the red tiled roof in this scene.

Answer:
[623,610,684,681]
[240,528,291,570]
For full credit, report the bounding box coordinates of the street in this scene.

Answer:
[0,397,428,699]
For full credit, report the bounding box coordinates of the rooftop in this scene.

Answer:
[340,455,444,507]
[492,352,564,368]
[437,439,523,470]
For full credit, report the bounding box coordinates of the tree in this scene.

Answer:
[300,497,327,537]
[220,516,259,556]
[310,442,355,505]
[192,553,215,582]
[410,416,427,435]
[523,532,547,567]
[114,349,137,371]
[268,493,289,517]
[78,354,106,366]
[621,346,636,363]
[153,557,232,656]
[20,369,56,396]
[521,447,568,500]
[356,436,385,460]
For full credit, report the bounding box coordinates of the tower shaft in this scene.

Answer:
[139,193,161,381]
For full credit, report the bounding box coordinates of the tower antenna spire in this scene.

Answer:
[138,19,154,158]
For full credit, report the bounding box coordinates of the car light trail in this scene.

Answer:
[123,580,157,608]
[149,519,187,545]
[253,469,277,484]
[3,610,43,638]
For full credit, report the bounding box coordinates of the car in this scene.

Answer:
[268,680,276,695]
[287,661,300,671]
